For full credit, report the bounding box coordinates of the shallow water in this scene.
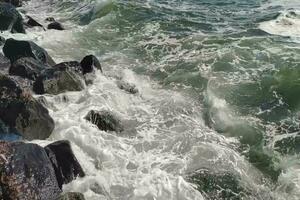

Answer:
[2,0,300,199]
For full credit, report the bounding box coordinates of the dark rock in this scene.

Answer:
[45,140,85,189]
[33,61,85,94]
[0,141,61,200]
[0,36,5,45]
[85,110,124,133]
[187,169,248,199]
[57,192,85,200]
[80,55,102,74]
[9,57,48,80]
[26,15,45,30]
[0,0,22,7]
[3,38,56,66]
[0,74,54,140]
[0,119,21,141]
[117,80,138,94]
[0,3,25,33]
[48,21,64,30]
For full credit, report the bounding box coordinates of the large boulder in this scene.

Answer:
[3,38,56,66]
[0,141,61,200]
[0,74,54,140]
[85,110,124,133]
[80,55,102,74]
[9,57,48,80]
[0,3,25,33]
[0,0,22,7]
[57,192,85,200]
[33,61,85,95]
[45,140,85,189]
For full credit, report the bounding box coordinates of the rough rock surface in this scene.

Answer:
[0,3,25,33]
[57,192,85,200]
[45,140,85,189]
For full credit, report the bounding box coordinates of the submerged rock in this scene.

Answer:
[0,74,54,140]
[48,21,64,30]
[117,80,138,94]
[80,55,102,74]
[25,15,45,30]
[85,110,124,133]
[33,61,85,94]
[57,192,85,200]
[0,3,25,33]
[187,169,248,200]
[9,57,48,80]
[0,141,61,200]
[3,38,56,66]
[45,140,85,189]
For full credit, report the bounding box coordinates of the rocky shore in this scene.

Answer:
[0,1,135,199]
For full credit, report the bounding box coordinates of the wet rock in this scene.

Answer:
[9,57,48,80]
[33,61,85,94]
[80,55,102,74]
[0,36,5,45]
[45,17,55,22]
[0,141,61,200]
[0,119,21,141]
[3,38,56,66]
[187,169,248,200]
[117,80,138,94]
[0,0,22,7]
[0,74,54,140]
[0,53,10,74]
[48,21,64,30]
[85,110,124,133]
[0,3,25,33]
[45,140,85,189]
[25,15,45,30]
[57,192,85,200]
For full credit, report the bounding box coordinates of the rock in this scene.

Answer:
[25,15,45,30]
[57,192,85,200]
[85,110,124,133]
[0,141,61,200]
[117,80,138,94]
[0,74,54,140]
[3,38,56,66]
[45,17,55,22]
[80,55,102,74]
[0,53,10,74]
[0,3,25,33]
[9,57,48,80]
[0,36,5,45]
[33,62,85,94]
[0,0,22,7]
[45,140,85,189]
[0,119,21,141]
[48,21,64,30]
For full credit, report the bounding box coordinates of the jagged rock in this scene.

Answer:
[80,55,102,74]
[9,57,48,80]
[0,0,22,7]
[0,3,25,33]
[3,38,56,66]
[25,15,45,30]
[33,61,85,94]
[57,192,85,200]
[117,80,138,94]
[45,140,85,189]
[85,110,124,133]
[0,141,61,200]
[48,21,64,30]
[0,74,54,140]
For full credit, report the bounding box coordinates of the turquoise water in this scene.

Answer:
[9,0,300,199]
